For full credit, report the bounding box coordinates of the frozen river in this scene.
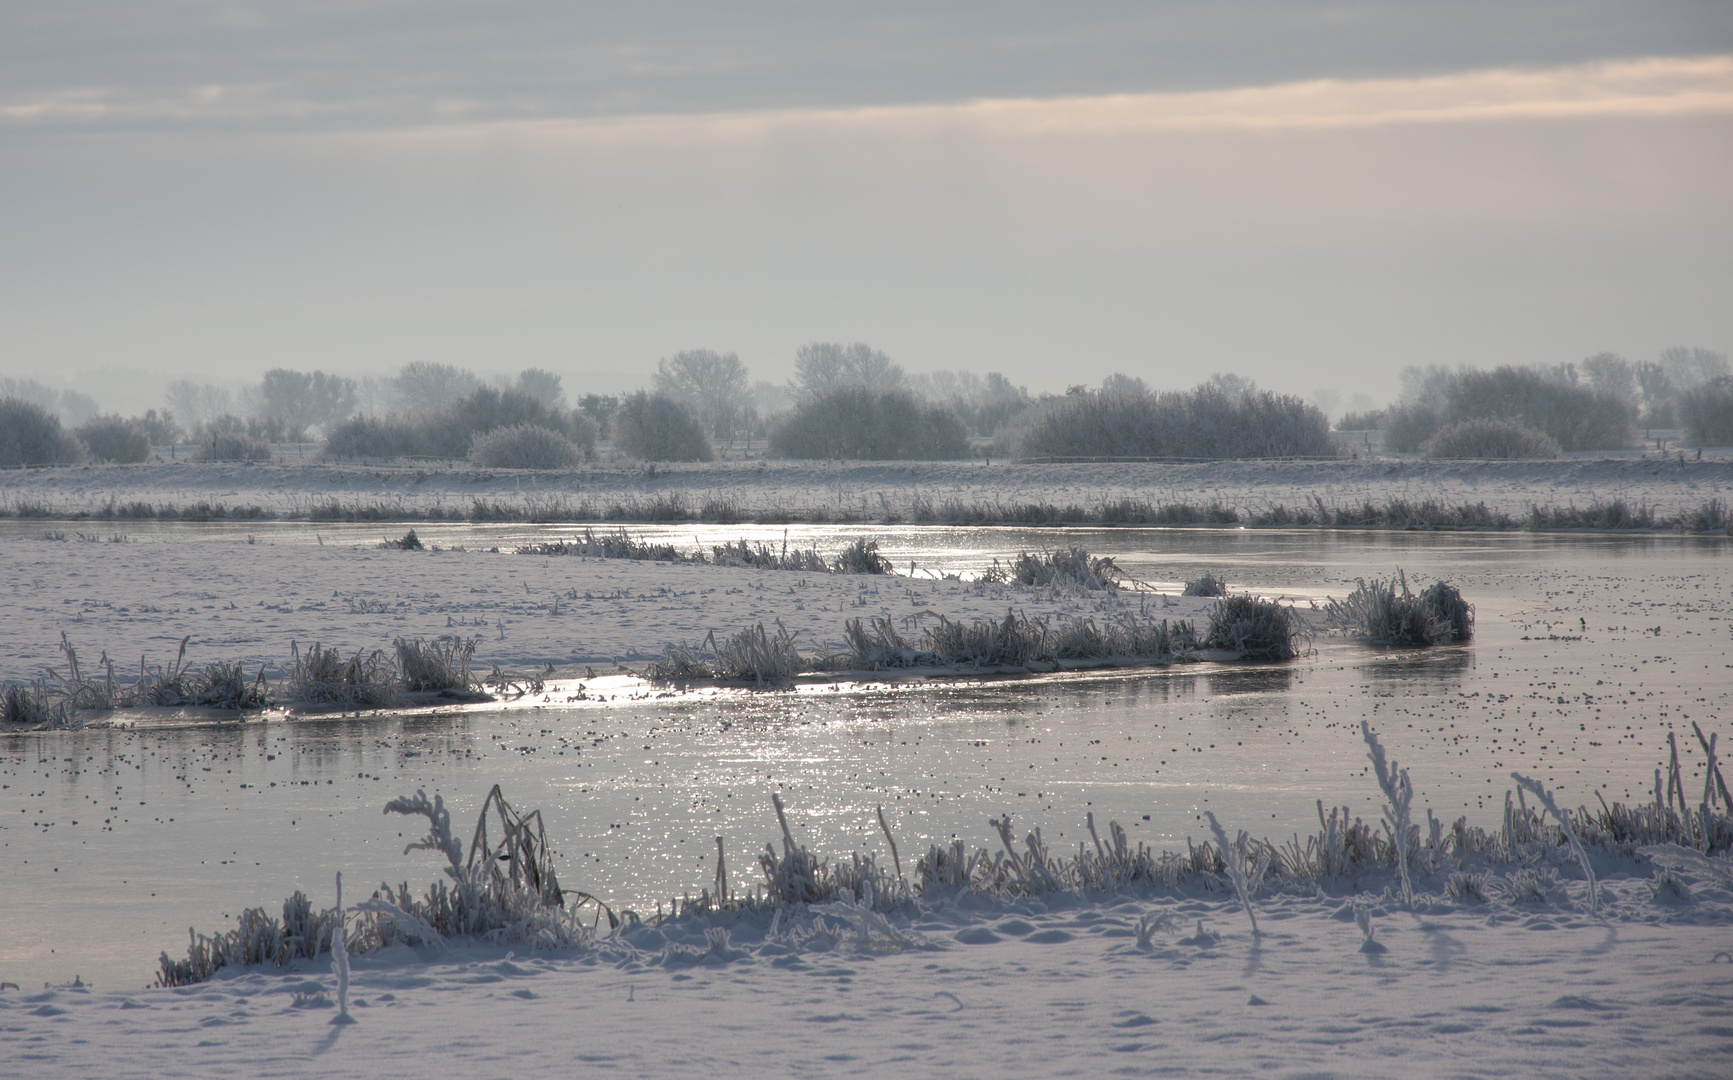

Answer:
[2,525,1727,989]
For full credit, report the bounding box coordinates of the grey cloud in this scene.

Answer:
[5,2,1731,129]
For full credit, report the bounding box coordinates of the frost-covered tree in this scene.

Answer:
[393,362,480,414]
[164,380,234,430]
[1100,372,1149,396]
[790,342,905,399]
[653,349,750,437]
[253,369,359,432]
[1580,352,1638,408]
[514,367,566,408]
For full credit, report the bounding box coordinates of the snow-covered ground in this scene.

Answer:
[6,866,1732,1079]
[3,454,1730,523]
[4,481,1730,1077]
[0,528,1203,685]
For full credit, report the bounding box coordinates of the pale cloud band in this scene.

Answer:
[5,55,1730,137]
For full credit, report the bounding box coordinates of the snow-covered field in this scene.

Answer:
[6,869,1732,1079]
[3,454,1730,523]
[0,526,1205,685]
[3,468,1730,1077]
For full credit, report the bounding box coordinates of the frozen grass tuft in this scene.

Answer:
[842,617,929,670]
[1323,571,1472,646]
[1501,867,1560,905]
[711,622,804,687]
[1205,811,1265,935]
[283,640,401,708]
[1203,595,1302,660]
[162,785,610,987]
[1362,722,1416,907]
[1182,572,1227,597]
[982,547,1120,591]
[921,610,1052,667]
[1512,772,1598,912]
[519,527,690,561]
[646,642,714,685]
[396,636,475,693]
[710,538,828,572]
[2,634,266,726]
[831,538,893,575]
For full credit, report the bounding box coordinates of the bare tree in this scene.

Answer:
[1580,352,1638,408]
[653,349,750,437]
[254,369,359,432]
[165,379,234,430]
[1660,346,1731,389]
[393,362,480,414]
[515,368,565,407]
[1101,372,1149,396]
[790,342,905,399]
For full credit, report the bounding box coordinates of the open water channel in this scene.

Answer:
[2,525,1727,989]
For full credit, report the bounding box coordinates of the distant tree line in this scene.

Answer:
[1335,348,1732,452]
[9,339,1727,471]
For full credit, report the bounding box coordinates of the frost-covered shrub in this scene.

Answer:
[611,391,713,462]
[1679,377,1733,446]
[712,623,804,687]
[322,415,424,459]
[1182,572,1227,597]
[0,397,84,467]
[1334,409,1385,431]
[1382,402,1440,452]
[324,388,598,462]
[1442,367,1631,451]
[467,424,584,468]
[1323,572,1473,646]
[431,386,576,459]
[282,641,400,707]
[830,538,892,574]
[997,385,1336,460]
[983,547,1119,591]
[1204,595,1301,660]
[195,430,274,462]
[771,386,969,460]
[1422,418,1561,459]
[75,415,152,463]
[396,636,475,693]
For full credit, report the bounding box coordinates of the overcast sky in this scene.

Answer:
[2,2,1730,410]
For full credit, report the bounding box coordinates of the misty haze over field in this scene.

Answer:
[1,2,1729,414]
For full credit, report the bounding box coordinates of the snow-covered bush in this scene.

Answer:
[1422,418,1561,459]
[75,415,151,463]
[1382,402,1440,452]
[1203,595,1301,659]
[323,388,598,462]
[983,547,1119,591]
[712,622,804,687]
[0,397,84,467]
[467,423,584,468]
[282,641,400,707]
[831,538,893,574]
[1182,571,1227,597]
[997,384,1336,460]
[1679,377,1733,446]
[321,415,423,459]
[611,390,712,462]
[1441,366,1632,451]
[1322,571,1473,646]
[771,386,969,460]
[396,636,475,693]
